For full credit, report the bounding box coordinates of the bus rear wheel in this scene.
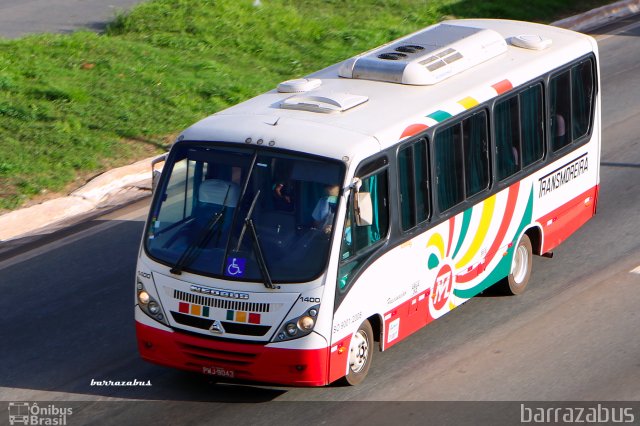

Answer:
[343,320,374,386]
[500,234,533,295]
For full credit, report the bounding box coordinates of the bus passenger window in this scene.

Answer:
[520,84,544,167]
[495,96,521,180]
[398,139,429,231]
[550,70,572,151]
[571,60,595,141]
[463,111,489,196]
[435,124,464,211]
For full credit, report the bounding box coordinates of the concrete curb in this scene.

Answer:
[1,1,639,243]
[0,157,159,242]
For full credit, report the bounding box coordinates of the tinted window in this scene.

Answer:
[398,139,429,230]
[463,111,489,196]
[435,110,489,211]
[435,124,464,211]
[495,83,545,181]
[521,84,544,167]
[340,167,389,262]
[550,70,572,152]
[572,60,595,140]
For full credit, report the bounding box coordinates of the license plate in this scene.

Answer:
[202,366,235,378]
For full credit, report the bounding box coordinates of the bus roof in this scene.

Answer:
[180,19,597,164]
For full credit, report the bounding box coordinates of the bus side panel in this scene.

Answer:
[328,335,351,383]
[331,181,532,359]
[382,288,431,351]
[538,185,598,254]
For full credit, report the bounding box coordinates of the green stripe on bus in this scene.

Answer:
[454,187,534,299]
[452,208,472,259]
[427,110,452,122]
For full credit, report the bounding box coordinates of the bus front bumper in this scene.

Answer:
[135,317,330,387]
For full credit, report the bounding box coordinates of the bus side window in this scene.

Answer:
[571,59,595,141]
[434,109,490,211]
[435,123,464,211]
[463,110,490,196]
[520,83,544,167]
[495,95,521,180]
[398,139,429,231]
[550,70,572,152]
[339,167,389,288]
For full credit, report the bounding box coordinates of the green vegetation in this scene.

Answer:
[0,0,610,211]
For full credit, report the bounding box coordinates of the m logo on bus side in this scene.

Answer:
[432,264,453,311]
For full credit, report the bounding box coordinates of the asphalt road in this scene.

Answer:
[0,0,144,39]
[1,14,640,426]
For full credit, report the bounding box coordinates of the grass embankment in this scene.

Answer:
[0,0,610,212]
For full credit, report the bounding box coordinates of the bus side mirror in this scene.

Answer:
[354,192,373,226]
[151,154,168,192]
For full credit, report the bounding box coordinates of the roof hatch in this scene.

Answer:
[280,91,368,114]
[338,23,507,85]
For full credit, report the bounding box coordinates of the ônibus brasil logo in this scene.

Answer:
[8,402,73,425]
[432,264,453,311]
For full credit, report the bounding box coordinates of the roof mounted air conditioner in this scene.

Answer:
[338,23,507,85]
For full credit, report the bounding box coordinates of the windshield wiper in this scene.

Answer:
[234,190,274,289]
[169,209,225,275]
[170,186,231,275]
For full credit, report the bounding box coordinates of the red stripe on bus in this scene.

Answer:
[400,123,429,139]
[446,216,455,257]
[328,336,352,384]
[456,182,520,284]
[383,289,431,350]
[538,185,599,254]
[491,79,513,95]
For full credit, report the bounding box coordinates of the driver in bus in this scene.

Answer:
[312,184,339,234]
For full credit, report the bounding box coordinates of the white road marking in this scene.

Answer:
[630,265,640,275]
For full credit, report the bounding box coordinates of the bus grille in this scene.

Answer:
[171,312,271,336]
[176,339,264,378]
[178,342,259,367]
[173,289,270,313]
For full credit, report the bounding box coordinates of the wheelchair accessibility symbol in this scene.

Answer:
[225,257,246,277]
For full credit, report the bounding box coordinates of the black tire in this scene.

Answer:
[343,320,374,386]
[499,234,533,295]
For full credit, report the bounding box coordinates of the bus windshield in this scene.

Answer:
[145,143,345,283]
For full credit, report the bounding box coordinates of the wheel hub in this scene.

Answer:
[349,330,369,373]
[511,244,529,285]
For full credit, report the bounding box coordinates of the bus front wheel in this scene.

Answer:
[343,320,374,386]
[501,234,533,295]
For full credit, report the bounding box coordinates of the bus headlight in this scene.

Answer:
[137,279,168,325]
[298,316,315,331]
[148,301,161,315]
[138,291,150,305]
[286,323,298,336]
[273,304,320,342]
